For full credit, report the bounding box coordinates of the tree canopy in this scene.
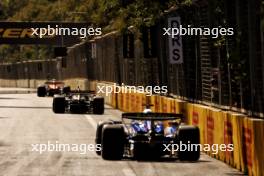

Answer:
[0,0,185,62]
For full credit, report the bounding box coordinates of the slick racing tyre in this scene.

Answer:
[101,124,125,160]
[93,97,104,114]
[178,125,200,161]
[37,86,46,97]
[52,95,66,113]
[63,86,71,94]
[95,121,113,155]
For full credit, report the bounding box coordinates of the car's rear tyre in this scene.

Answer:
[93,97,104,114]
[48,91,55,97]
[95,121,113,155]
[178,125,200,161]
[101,124,125,160]
[37,86,46,97]
[63,86,71,94]
[52,95,66,113]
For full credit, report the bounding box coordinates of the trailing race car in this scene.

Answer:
[96,113,200,161]
[37,79,70,97]
[52,91,104,114]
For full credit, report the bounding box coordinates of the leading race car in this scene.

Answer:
[96,112,200,161]
[52,90,104,114]
[37,79,70,97]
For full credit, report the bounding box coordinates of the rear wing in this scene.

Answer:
[122,112,183,120]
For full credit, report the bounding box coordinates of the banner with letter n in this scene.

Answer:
[168,17,183,64]
[0,22,88,46]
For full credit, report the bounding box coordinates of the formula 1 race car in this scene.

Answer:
[52,91,104,114]
[96,113,200,161]
[37,79,70,97]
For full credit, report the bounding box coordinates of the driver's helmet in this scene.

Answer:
[80,96,86,101]
[77,86,81,92]
[72,94,80,99]
[143,108,152,113]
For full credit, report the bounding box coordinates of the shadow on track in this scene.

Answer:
[121,157,211,163]
[0,97,19,100]
[225,172,246,176]
[0,116,9,119]
[0,91,36,94]
[0,106,51,109]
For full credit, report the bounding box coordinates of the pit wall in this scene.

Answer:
[95,81,264,176]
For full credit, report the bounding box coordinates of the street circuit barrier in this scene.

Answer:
[92,81,264,176]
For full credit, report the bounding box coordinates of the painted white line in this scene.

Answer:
[122,168,137,176]
[85,115,97,129]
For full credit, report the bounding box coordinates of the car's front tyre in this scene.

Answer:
[93,97,104,114]
[37,86,46,97]
[52,95,66,113]
[63,86,71,94]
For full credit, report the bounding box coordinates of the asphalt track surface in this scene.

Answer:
[0,88,244,176]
